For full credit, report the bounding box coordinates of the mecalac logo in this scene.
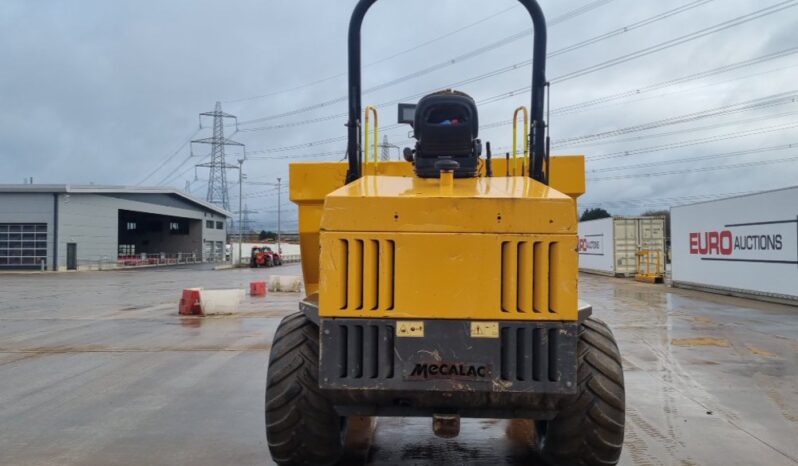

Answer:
[407,361,491,381]
[688,216,798,265]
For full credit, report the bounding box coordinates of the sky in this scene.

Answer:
[1,0,797,230]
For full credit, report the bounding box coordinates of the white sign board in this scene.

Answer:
[671,187,798,299]
[578,217,615,274]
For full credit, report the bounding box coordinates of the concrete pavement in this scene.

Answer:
[0,266,796,465]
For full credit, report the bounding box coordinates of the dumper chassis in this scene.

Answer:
[264,1,625,464]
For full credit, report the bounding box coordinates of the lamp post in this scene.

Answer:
[245,179,283,254]
[277,177,282,254]
[237,158,245,267]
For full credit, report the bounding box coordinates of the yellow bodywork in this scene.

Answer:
[290,156,585,321]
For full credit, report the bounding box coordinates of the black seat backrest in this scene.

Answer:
[413,90,480,178]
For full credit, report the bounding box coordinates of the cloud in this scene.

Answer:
[1,0,796,228]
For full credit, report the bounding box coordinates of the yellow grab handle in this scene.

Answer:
[512,106,529,176]
[364,105,379,171]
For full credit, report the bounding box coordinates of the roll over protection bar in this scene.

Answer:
[345,0,549,183]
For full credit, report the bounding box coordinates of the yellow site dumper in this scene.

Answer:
[265,1,625,465]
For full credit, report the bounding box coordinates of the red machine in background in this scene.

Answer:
[250,246,282,268]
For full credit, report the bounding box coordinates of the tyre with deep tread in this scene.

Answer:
[265,312,346,466]
[537,316,625,466]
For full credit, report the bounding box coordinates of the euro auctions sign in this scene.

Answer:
[578,235,604,255]
[672,187,798,300]
[689,226,790,263]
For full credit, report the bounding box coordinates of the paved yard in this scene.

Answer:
[0,266,795,465]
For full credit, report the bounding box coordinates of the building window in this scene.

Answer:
[169,220,189,235]
[206,220,214,229]
[215,221,224,230]
[0,223,47,268]
[118,244,136,256]
[126,222,137,231]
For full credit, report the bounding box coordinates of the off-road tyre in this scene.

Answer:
[265,312,346,466]
[538,317,625,466]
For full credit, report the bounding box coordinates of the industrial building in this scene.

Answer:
[0,185,231,271]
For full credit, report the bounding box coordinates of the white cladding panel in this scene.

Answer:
[578,217,615,274]
[671,187,798,300]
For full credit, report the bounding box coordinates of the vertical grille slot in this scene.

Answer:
[338,240,349,309]
[347,240,364,310]
[500,326,515,380]
[337,325,348,377]
[516,327,529,381]
[501,325,559,382]
[382,325,395,379]
[364,240,379,310]
[364,325,379,378]
[549,242,560,314]
[533,242,549,313]
[503,240,559,314]
[379,240,395,310]
[532,328,548,382]
[333,322,395,380]
[548,328,559,382]
[339,238,395,311]
[500,241,516,312]
[347,325,363,378]
[517,242,532,313]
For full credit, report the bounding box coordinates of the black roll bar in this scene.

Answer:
[345,0,549,183]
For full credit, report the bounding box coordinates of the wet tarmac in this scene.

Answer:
[0,267,796,465]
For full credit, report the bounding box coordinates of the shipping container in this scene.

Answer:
[578,216,667,277]
[671,186,798,305]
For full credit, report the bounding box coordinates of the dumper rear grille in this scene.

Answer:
[320,233,577,321]
[338,239,395,312]
[500,240,563,315]
[328,321,395,380]
[319,318,578,394]
[499,324,573,382]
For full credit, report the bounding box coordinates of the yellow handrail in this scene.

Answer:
[364,105,379,172]
[512,106,529,176]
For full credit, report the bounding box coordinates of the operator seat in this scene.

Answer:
[413,90,481,178]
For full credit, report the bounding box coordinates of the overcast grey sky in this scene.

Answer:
[1,0,797,229]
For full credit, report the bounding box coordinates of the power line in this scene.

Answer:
[245,0,792,130]
[574,109,798,149]
[588,121,798,161]
[225,0,618,106]
[588,142,798,173]
[588,154,798,181]
[222,3,522,104]
[241,89,798,157]
[579,191,757,208]
[554,47,798,114]
[239,45,798,136]
[237,2,797,154]
[551,0,798,84]
[136,128,200,186]
[554,90,798,147]
[236,0,630,126]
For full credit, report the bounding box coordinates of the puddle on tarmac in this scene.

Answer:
[671,337,730,347]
